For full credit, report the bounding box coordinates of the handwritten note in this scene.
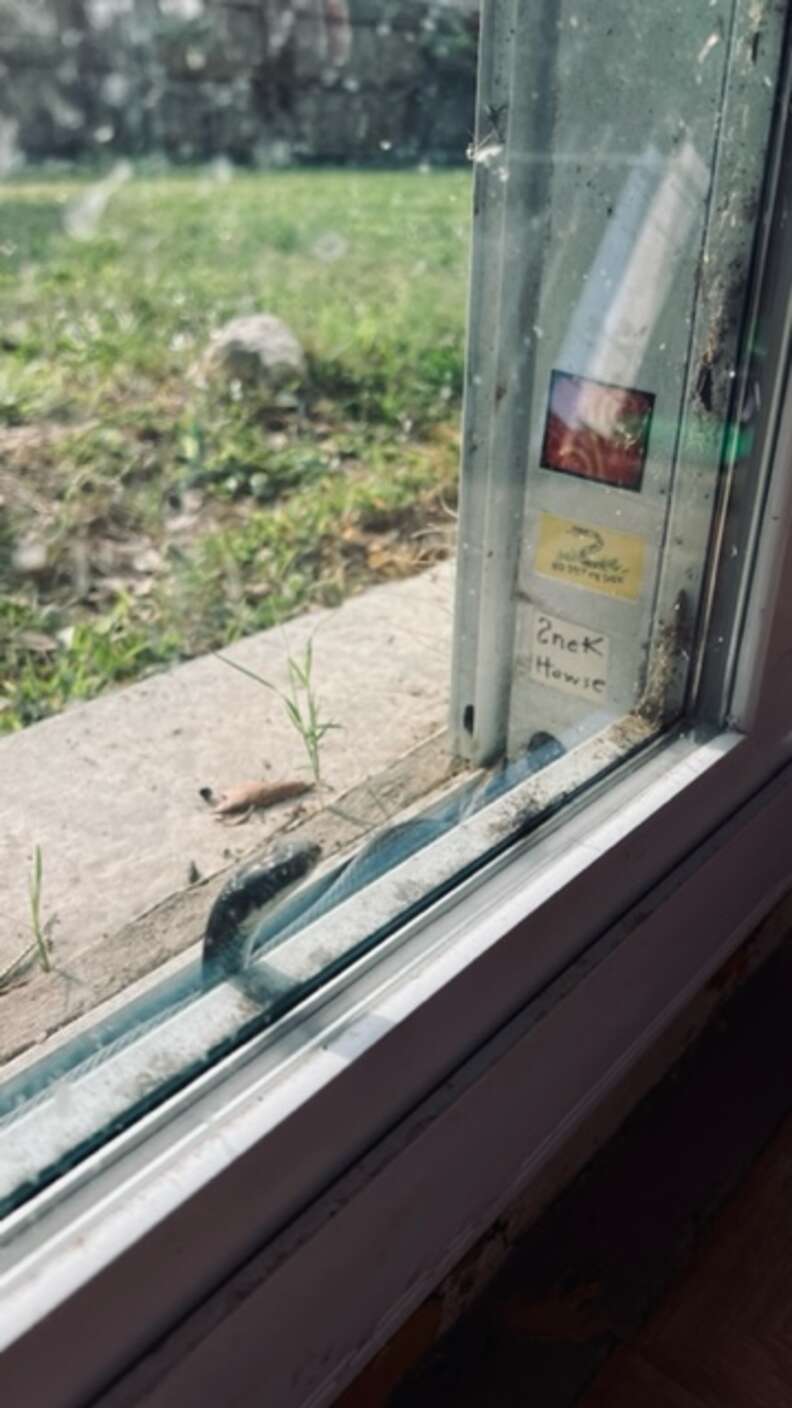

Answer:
[530,610,610,703]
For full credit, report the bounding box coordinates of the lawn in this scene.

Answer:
[0,166,470,733]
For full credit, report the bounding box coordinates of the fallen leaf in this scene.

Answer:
[16,630,59,654]
[132,546,163,574]
[211,779,312,817]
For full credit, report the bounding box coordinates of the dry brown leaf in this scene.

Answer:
[16,630,59,654]
[211,779,312,817]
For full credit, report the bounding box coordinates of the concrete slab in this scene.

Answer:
[0,563,453,976]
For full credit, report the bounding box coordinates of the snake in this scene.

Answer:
[203,841,321,983]
[202,731,564,986]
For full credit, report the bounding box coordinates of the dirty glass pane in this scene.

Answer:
[0,0,788,1215]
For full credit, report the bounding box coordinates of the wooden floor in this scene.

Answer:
[579,1107,792,1408]
[383,937,792,1408]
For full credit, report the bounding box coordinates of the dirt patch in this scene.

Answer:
[1,401,459,732]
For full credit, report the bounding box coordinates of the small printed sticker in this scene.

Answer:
[530,611,610,703]
[534,513,645,601]
[541,370,655,491]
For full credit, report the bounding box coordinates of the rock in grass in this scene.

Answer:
[12,538,48,575]
[196,314,306,405]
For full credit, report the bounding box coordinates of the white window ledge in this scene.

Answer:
[4,725,792,1407]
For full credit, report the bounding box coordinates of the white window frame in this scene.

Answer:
[3,20,792,1408]
[5,722,792,1408]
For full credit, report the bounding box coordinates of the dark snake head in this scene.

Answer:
[203,839,321,984]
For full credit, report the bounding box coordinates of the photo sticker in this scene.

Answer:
[541,370,655,491]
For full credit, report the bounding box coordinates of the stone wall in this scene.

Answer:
[0,0,478,165]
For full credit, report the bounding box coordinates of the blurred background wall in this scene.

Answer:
[0,0,479,165]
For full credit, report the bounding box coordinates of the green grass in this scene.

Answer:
[0,169,470,425]
[0,167,469,732]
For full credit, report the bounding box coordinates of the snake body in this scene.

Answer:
[202,732,564,984]
[203,840,321,982]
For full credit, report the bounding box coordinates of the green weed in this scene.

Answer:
[216,635,339,785]
[28,844,52,973]
[0,845,55,993]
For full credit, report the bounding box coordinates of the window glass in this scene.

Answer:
[0,0,787,1216]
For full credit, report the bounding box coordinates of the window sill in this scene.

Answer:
[5,725,792,1407]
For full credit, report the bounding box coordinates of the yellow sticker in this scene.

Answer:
[534,513,645,601]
